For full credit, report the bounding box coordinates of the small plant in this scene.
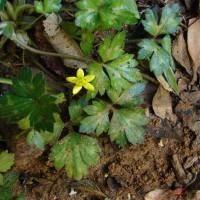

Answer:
[138,4,182,92]
[0,0,182,181]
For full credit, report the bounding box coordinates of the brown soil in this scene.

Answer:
[6,84,199,200]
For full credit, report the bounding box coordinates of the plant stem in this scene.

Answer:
[0,77,12,85]
[60,7,79,12]
[14,38,94,65]
[22,14,44,31]
[141,73,159,84]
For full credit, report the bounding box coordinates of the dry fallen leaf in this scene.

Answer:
[43,13,87,69]
[152,85,177,122]
[157,75,173,92]
[144,188,184,200]
[187,17,200,84]
[172,33,192,75]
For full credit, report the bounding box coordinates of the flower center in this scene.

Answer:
[76,78,85,86]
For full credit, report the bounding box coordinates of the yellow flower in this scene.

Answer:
[66,68,95,95]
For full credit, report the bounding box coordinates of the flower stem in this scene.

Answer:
[14,38,94,65]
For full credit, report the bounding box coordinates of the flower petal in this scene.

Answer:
[66,77,77,83]
[73,85,82,95]
[77,68,84,78]
[83,83,94,91]
[84,75,95,82]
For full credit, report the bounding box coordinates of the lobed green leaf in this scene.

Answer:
[50,132,101,180]
[106,54,141,93]
[142,4,182,37]
[80,101,109,135]
[0,67,60,132]
[109,108,148,147]
[34,0,62,15]
[98,32,126,62]
[75,0,139,31]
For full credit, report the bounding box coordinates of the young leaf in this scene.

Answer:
[34,0,61,15]
[27,130,45,150]
[142,4,182,36]
[109,108,148,147]
[0,0,6,10]
[106,54,142,93]
[86,63,110,99]
[80,29,94,54]
[50,132,101,180]
[98,32,125,62]
[0,151,14,173]
[0,67,59,132]
[80,101,109,135]
[138,38,178,92]
[75,0,138,31]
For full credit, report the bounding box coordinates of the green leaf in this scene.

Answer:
[98,32,125,62]
[80,29,94,54]
[107,82,146,107]
[109,108,148,147]
[0,22,15,38]
[0,174,3,185]
[80,101,109,135]
[75,0,138,31]
[161,35,175,69]
[106,54,142,92]
[2,172,19,188]
[69,96,88,124]
[142,4,182,36]
[138,38,178,92]
[27,114,64,150]
[0,172,19,200]
[0,151,14,173]
[150,46,171,76]
[164,67,178,93]
[34,0,61,15]
[0,67,59,132]
[137,39,157,59]
[121,0,140,19]
[61,21,79,36]
[0,0,6,10]
[138,39,172,76]
[86,63,110,99]
[80,99,148,147]
[27,130,45,150]
[50,132,101,180]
